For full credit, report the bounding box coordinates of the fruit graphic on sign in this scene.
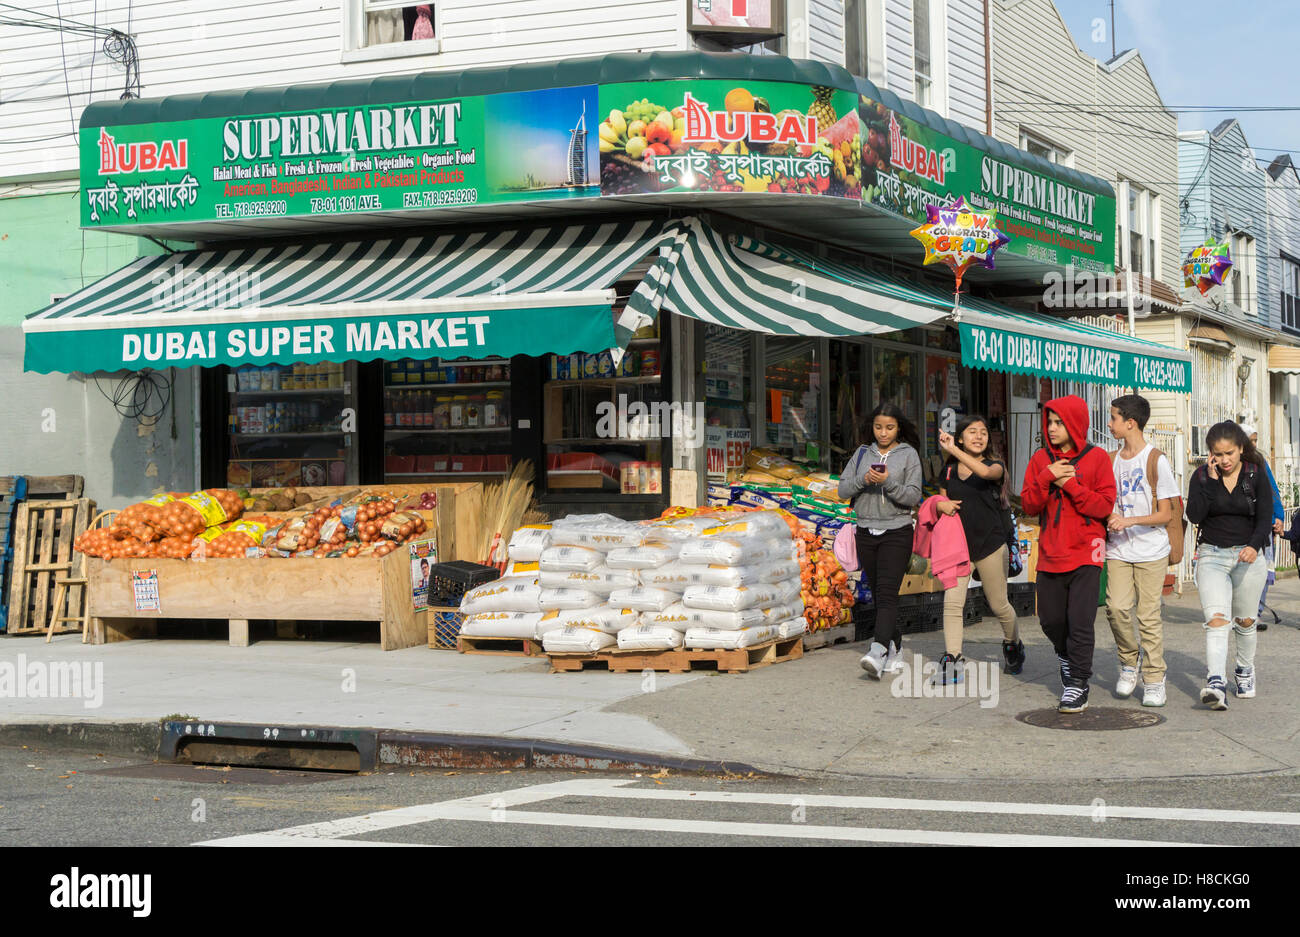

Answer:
[808,86,837,129]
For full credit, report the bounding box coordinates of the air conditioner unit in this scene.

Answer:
[1189,426,1211,459]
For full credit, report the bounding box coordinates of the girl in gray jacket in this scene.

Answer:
[837,403,924,678]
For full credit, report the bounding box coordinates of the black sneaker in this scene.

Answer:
[932,653,965,686]
[1002,639,1026,675]
[1058,681,1089,713]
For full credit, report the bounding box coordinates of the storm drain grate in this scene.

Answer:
[1016,707,1166,731]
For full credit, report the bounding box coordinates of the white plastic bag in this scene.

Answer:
[507,524,552,562]
[609,585,681,612]
[538,587,603,610]
[459,611,544,639]
[643,517,717,541]
[543,625,617,653]
[674,563,769,588]
[639,561,707,591]
[550,518,646,551]
[700,512,790,541]
[763,559,801,584]
[762,601,805,624]
[459,577,542,614]
[551,606,639,634]
[778,617,809,639]
[605,541,682,569]
[649,602,766,631]
[539,566,639,596]
[685,623,781,649]
[679,535,784,567]
[539,545,605,572]
[681,582,784,612]
[617,624,685,651]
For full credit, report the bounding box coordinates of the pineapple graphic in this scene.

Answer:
[809,86,837,131]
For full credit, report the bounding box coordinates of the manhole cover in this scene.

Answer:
[1016,708,1165,731]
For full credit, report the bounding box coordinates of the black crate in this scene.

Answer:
[428,561,500,606]
[1008,582,1037,617]
[852,594,944,641]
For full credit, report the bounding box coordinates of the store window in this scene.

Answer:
[764,338,822,462]
[541,318,665,498]
[871,345,918,429]
[845,0,884,82]
[1228,230,1256,314]
[830,341,867,459]
[226,362,358,488]
[1191,345,1233,457]
[704,324,755,481]
[923,353,966,451]
[1282,255,1300,334]
[382,356,512,482]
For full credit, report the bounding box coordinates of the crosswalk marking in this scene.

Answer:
[193,778,1290,847]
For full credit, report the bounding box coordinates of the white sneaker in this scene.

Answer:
[860,642,888,679]
[1141,680,1166,707]
[883,643,904,674]
[1115,665,1139,698]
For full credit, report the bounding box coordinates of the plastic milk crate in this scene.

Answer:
[427,561,500,607]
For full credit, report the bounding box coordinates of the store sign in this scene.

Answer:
[958,322,1191,392]
[80,77,1113,273]
[705,426,752,480]
[861,96,1115,272]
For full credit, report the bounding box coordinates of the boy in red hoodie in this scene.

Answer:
[1020,396,1118,713]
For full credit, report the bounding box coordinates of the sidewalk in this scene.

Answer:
[3,580,1298,781]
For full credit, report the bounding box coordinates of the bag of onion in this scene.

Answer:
[154,489,245,539]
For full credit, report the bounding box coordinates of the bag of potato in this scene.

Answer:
[743,448,802,480]
[154,490,245,539]
[791,473,847,503]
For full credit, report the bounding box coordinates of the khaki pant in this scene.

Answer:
[943,545,1018,655]
[1105,557,1168,681]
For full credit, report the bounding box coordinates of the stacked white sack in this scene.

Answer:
[677,510,803,650]
[458,573,546,638]
[541,514,643,654]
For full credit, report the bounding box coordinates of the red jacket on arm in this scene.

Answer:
[1019,395,1118,573]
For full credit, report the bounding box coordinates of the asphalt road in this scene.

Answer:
[3,743,1297,849]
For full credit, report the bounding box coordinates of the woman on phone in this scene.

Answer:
[933,416,1023,683]
[838,403,924,678]
[1185,421,1273,709]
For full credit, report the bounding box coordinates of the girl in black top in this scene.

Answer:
[935,415,1023,683]
[1185,421,1273,709]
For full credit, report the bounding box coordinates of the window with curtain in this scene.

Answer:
[360,1,434,47]
[1117,180,1158,278]
[845,0,871,78]
[1282,256,1300,333]
[1228,231,1256,313]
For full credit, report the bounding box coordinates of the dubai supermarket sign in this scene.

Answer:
[81,75,1113,270]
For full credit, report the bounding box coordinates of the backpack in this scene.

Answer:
[1039,443,1098,531]
[1108,447,1189,566]
[943,461,1022,579]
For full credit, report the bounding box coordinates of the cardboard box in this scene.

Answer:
[899,573,945,595]
[386,455,416,474]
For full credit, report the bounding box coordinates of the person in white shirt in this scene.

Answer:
[1104,394,1180,707]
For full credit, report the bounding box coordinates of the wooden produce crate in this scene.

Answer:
[547,636,803,674]
[6,498,96,635]
[84,549,424,650]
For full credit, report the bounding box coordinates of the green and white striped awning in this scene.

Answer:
[956,303,1193,392]
[617,217,952,344]
[24,219,684,374]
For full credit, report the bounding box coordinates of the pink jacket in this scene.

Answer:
[913,495,971,589]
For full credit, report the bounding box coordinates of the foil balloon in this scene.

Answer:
[909,196,1011,293]
[1182,238,1233,295]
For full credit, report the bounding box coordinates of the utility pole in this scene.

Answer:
[1110,0,1116,58]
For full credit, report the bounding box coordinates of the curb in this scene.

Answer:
[0,720,771,778]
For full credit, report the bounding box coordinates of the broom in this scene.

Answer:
[479,459,535,568]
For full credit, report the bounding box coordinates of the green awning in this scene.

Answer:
[24,219,681,373]
[619,217,953,343]
[957,305,1193,392]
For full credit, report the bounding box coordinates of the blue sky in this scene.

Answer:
[1054,0,1297,169]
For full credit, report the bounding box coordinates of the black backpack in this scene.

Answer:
[1192,462,1259,545]
[1040,444,1097,529]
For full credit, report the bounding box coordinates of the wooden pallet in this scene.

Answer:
[548,635,804,674]
[456,634,545,657]
[5,498,95,636]
[802,623,855,650]
[0,477,30,631]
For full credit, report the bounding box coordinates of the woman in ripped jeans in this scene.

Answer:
[1185,422,1274,710]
